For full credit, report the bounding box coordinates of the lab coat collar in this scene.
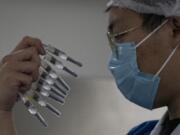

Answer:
[150,111,180,135]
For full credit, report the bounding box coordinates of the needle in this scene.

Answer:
[35,88,65,105]
[32,93,62,117]
[43,44,83,67]
[40,62,70,91]
[38,78,67,98]
[18,93,48,127]
[44,53,78,77]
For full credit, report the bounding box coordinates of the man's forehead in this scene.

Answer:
[108,7,142,29]
[108,8,122,24]
[108,8,129,29]
[108,7,134,23]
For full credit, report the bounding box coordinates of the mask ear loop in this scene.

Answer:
[154,43,180,78]
[135,20,169,49]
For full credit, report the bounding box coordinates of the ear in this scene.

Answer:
[170,17,180,43]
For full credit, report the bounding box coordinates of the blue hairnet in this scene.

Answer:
[107,0,180,17]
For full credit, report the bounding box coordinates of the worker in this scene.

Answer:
[107,0,180,134]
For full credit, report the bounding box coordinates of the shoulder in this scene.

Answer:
[127,120,158,135]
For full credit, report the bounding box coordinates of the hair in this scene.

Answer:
[141,14,166,32]
[133,0,169,31]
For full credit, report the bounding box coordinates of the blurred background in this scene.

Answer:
[0,0,166,135]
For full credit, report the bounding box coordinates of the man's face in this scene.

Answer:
[108,7,180,108]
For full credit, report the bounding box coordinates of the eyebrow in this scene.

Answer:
[105,6,111,12]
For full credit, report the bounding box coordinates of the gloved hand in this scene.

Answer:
[0,36,45,112]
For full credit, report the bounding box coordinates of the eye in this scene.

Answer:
[114,33,126,43]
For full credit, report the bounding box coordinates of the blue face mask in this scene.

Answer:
[108,20,180,110]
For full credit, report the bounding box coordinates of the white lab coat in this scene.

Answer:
[150,112,180,135]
